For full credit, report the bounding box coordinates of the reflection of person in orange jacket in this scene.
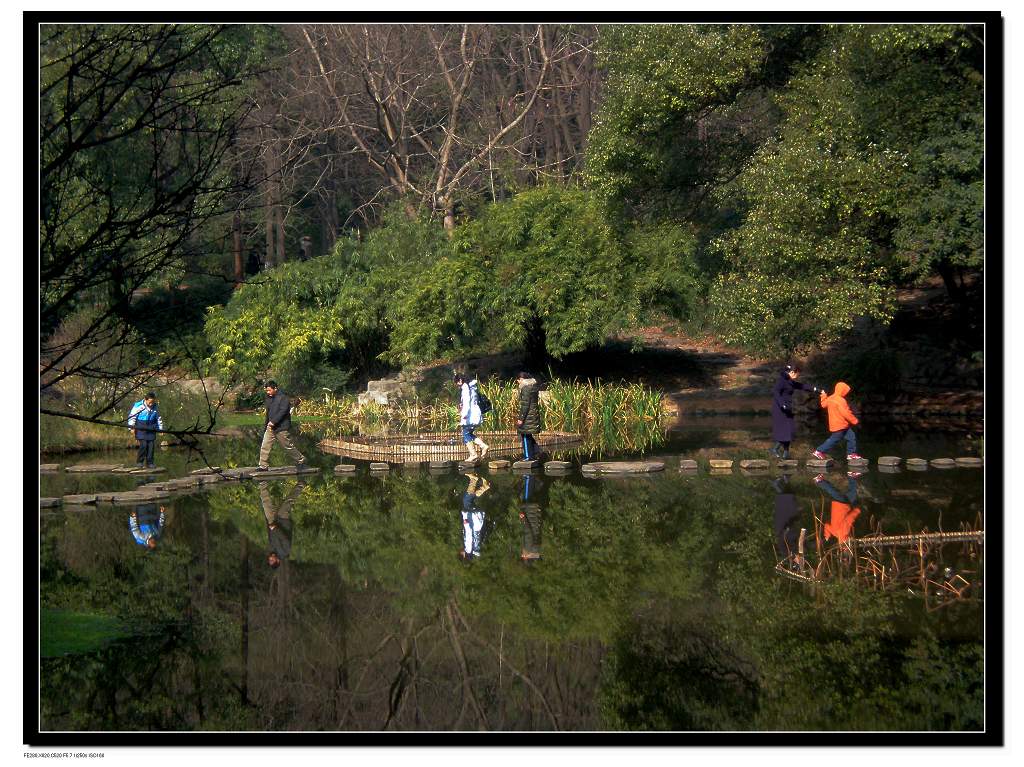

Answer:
[812,382,864,461]
[813,473,862,543]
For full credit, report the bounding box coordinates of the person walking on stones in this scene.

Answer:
[127,392,163,469]
[516,371,542,461]
[455,370,488,462]
[256,380,306,472]
[812,381,864,462]
[771,365,821,459]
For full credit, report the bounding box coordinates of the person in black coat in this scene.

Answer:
[770,365,821,459]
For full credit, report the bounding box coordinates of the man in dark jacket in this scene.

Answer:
[256,380,306,471]
[516,371,542,460]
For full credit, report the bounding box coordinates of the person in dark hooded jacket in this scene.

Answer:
[516,371,542,460]
[770,365,821,459]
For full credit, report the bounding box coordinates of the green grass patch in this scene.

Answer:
[40,608,129,657]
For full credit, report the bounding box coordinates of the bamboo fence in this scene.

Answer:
[318,430,584,463]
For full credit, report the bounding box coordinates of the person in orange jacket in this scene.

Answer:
[814,472,863,543]
[811,381,864,461]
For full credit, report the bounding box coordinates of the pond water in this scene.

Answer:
[38,417,986,732]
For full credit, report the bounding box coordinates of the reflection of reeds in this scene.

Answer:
[296,379,666,454]
[776,510,984,611]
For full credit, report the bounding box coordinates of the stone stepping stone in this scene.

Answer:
[807,459,833,468]
[488,460,511,470]
[678,459,699,470]
[544,461,573,474]
[708,460,733,469]
[878,465,902,474]
[40,497,61,508]
[777,459,799,469]
[906,459,928,471]
[190,467,223,475]
[514,460,543,470]
[878,456,902,466]
[334,464,357,473]
[40,464,59,473]
[457,459,481,470]
[112,491,170,503]
[65,464,125,473]
[709,468,734,475]
[130,466,167,474]
[955,457,983,467]
[930,458,957,469]
[94,493,120,503]
[739,459,770,469]
[63,494,97,505]
[370,462,390,471]
[847,458,869,467]
[429,460,453,469]
[581,461,664,475]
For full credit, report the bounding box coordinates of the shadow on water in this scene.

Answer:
[38,421,985,732]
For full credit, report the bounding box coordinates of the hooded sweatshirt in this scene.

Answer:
[819,381,859,432]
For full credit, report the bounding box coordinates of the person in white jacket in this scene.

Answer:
[454,370,489,462]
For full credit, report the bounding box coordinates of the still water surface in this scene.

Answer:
[39,419,985,731]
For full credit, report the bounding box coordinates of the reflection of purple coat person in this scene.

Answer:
[771,366,820,458]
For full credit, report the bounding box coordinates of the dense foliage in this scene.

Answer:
[205,190,699,389]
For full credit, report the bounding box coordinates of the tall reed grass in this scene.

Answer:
[297,378,666,452]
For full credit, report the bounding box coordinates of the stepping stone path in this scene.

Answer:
[581,461,664,475]
[906,459,928,470]
[848,458,869,467]
[63,494,97,505]
[112,491,170,503]
[777,459,798,468]
[709,460,733,469]
[807,459,832,468]
[429,460,453,469]
[955,457,983,467]
[65,464,125,473]
[930,458,956,468]
[878,456,902,466]
[190,467,222,475]
[488,460,511,470]
[679,460,699,470]
[40,498,61,508]
[513,460,543,470]
[544,461,573,473]
[40,464,59,473]
[370,462,390,471]
[739,459,770,469]
[334,464,357,473]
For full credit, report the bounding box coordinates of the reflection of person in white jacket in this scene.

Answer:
[459,473,490,560]
[454,370,489,462]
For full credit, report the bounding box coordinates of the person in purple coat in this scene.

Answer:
[770,365,821,459]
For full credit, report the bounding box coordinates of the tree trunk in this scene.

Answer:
[232,211,243,285]
[524,314,547,368]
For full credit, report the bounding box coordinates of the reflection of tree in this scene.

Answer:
[40,470,984,731]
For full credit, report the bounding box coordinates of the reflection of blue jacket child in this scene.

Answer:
[130,504,165,550]
[460,474,490,560]
[127,392,163,468]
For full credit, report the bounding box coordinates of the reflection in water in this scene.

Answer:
[128,504,165,550]
[519,474,546,562]
[39,429,986,732]
[459,474,490,560]
[258,480,307,568]
[771,475,802,569]
[814,473,863,543]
